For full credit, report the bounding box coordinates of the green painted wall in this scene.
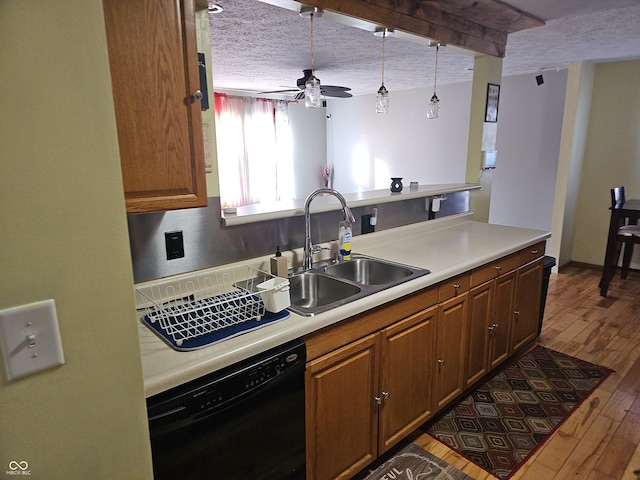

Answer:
[0,1,153,478]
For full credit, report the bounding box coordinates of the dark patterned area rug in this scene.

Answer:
[361,443,474,480]
[425,346,613,479]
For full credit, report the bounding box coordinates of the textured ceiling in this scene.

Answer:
[208,0,640,97]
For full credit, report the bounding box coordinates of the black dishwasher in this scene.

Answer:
[147,338,306,480]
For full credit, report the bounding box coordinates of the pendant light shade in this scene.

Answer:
[375,27,392,114]
[427,43,442,119]
[376,85,389,113]
[300,6,323,109]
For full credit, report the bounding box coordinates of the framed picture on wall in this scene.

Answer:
[484,83,500,123]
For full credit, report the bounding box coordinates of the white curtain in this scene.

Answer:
[214,94,294,208]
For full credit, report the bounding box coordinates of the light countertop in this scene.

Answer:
[137,213,550,397]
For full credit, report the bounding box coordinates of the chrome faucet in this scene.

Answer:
[304,188,356,270]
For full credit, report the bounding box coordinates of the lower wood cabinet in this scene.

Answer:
[305,306,436,480]
[466,271,516,386]
[304,241,545,480]
[305,334,379,480]
[434,289,468,409]
[511,258,544,352]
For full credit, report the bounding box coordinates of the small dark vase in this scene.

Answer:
[390,177,403,193]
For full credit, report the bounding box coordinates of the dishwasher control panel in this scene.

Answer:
[147,339,305,438]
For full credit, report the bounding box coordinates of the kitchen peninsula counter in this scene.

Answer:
[138,213,550,397]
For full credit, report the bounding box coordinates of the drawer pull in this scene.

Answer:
[453,283,461,290]
[438,359,445,366]
[531,249,539,254]
[495,266,502,272]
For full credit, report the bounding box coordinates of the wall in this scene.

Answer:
[289,101,328,198]
[488,69,567,231]
[326,83,472,193]
[571,60,640,265]
[550,63,595,268]
[0,1,153,479]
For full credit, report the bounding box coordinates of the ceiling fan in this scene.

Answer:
[261,69,353,99]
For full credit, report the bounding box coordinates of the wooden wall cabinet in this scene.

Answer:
[103,0,207,214]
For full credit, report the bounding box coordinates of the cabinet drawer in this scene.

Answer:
[438,273,470,302]
[305,286,438,361]
[470,252,520,287]
[519,241,545,265]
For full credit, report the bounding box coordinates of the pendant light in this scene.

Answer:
[427,42,442,119]
[300,6,323,109]
[374,27,392,114]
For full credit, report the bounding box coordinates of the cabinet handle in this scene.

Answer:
[531,249,539,254]
[438,359,445,366]
[374,396,382,405]
[488,323,499,332]
[514,310,520,317]
[382,391,390,399]
[192,89,203,100]
[495,265,502,272]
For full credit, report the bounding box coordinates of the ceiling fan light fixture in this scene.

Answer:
[305,75,322,108]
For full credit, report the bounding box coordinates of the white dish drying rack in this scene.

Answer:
[136,265,290,347]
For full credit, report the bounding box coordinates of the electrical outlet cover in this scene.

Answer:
[0,299,65,381]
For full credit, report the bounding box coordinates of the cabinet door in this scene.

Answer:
[511,259,543,352]
[378,307,435,453]
[435,293,468,409]
[491,270,516,368]
[466,281,492,387]
[103,0,207,214]
[305,334,379,480]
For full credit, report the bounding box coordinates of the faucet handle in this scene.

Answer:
[311,245,330,256]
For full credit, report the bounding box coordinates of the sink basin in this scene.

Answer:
[323,257,414,285]
[287,254,430,316]
[288,272,361,316]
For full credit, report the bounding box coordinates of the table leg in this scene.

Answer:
[600,211,620,296]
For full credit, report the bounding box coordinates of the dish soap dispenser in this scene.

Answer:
[338,221,352,260]
[270,246,288,277]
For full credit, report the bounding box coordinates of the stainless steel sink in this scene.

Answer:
[322,256,415,285]
[287,254,430,316]
[288,272,362,316]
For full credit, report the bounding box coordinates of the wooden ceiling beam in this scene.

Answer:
[300,0,544,58]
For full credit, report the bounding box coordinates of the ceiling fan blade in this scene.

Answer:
[258,88,299,94]
[321,85,351,92]
[322,89,353,98]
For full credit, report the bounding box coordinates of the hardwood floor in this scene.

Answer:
[413,264,640,480]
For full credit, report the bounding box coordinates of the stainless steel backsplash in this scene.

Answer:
[128,192,469,283]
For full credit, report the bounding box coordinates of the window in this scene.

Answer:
[214,94,294,208]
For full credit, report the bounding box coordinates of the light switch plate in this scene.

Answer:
[0,299,65,381]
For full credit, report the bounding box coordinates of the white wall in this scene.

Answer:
[289,101,328,198]
[488,70,568,231]
[326,83,472,194]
